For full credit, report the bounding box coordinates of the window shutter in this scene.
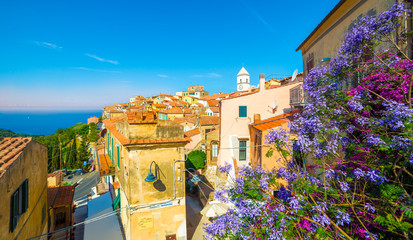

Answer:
[117,146,120,168]
[22,179,28,212]
[10,191,18,232]
[239,106,247,118]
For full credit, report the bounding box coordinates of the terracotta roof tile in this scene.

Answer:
[47,185,75,208]
[153,104,167,108]
[125,111,157,124]
[208,106,219,113]
[0,137,32,178]
[207,100,219,107]
[103,116,190,146]
[200,93,230,101]
[99,154,113,175]
[47,171,63,178]
[250,110,301,131]
[173,116,197,124]
[159,107,184,114]
[199,116,219,126]
[184,128,201,138]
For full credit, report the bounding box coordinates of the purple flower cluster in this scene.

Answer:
[365,169,388,185]
[389,136,412,150]
[218,163,232,173]
[338,181,350,192]
[354,168,365,179]
[382,100,413,130]
[277,185,291,201]
[336,210,351,226]
[364,203,375,213]
[365,134,386,147]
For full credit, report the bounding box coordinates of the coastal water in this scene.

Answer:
[0,111,102,135]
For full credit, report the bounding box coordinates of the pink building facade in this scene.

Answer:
[218,74,302,169]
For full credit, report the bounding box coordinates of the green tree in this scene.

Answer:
[88,123,99,142]
[77,136,90,170]
[185,150,206,170]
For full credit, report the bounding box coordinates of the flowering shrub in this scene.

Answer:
[206,3,413,239]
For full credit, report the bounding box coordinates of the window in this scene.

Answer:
[239,141,247,161]
[239,106,247,118]
[306,57,314,74]
[205,129,211,140]
[212,143,218,158]
[56,211,66,225]
[10,179,29,232]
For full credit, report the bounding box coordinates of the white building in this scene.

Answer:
[237,67,250,92]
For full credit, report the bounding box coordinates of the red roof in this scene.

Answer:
[48,185,75,208]
[200,93,230,101]
[0,137,32,178]
[126,111,157,124]
[48,171,63,178]
[99,154,113,175]
[160,107,184,114]
[199,116,219,126]
[184,128,201,138]
[207,100,219,107]
[103,116,190,146]
[250,110,300,131]
[173,117,197,124]
[208,106,219,113]
[153,104,167,108]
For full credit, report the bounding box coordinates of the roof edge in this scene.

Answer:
[296,0,347,52]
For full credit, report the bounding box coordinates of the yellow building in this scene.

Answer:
[103,111,189,240]
[182,96,198,104]
[0,137,48,240]
[249,111,300,171]
[296,0,399,83]
[158,107,185,120]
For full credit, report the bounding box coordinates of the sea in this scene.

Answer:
[0,111,102,136]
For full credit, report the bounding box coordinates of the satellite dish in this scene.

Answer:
[291,69,298,82]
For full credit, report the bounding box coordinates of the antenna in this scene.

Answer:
[291,69,298,82]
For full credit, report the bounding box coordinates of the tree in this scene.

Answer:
[186,150,206,170]
[76,136,90,169]
[88,123,99,142]
[206,4,413,240]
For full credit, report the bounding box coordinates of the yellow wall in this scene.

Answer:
[0,141,48,240]
[130,202,186,240]
[182,96,198,104]
[299,0,396,76]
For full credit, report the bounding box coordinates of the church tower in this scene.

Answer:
[237,67,250,92]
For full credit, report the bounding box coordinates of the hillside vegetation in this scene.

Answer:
[36,122,100,173]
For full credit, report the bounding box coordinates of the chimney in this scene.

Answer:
[254,114,261,123]
[259,74,265,91]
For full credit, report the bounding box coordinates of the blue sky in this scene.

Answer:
[0,0,340,111]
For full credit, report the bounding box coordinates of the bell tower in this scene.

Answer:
[237,67,250,92]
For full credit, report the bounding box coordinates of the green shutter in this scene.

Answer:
[113,193,120,210]
[111,138,114,164]
[22,179,28,212]
[10,191,18,232]
[117,146,120,168]
[239,106,247,117]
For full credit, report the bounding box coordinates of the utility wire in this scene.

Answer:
[27,205,130,240]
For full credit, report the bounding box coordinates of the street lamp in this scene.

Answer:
[145,161,158,183]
